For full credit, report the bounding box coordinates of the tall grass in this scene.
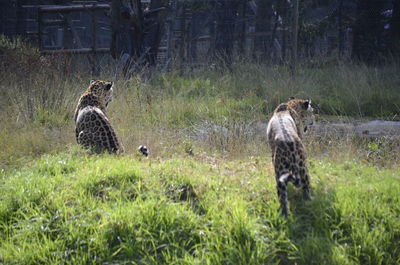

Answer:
[1,150,399,264]
[1,36,400,166]
[1,36,400,264]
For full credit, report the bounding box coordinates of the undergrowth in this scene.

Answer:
[1,36,400,264]
[1,37,400,166]
[0,149,399,264]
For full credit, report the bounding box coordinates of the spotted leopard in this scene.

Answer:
[266,98,315,217]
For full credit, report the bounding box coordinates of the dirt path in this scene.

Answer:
[191,119,400,144]
[309,120,400,137]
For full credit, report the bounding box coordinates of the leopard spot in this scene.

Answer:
[287,142,295,152]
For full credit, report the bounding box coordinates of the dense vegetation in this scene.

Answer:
[1,150,399,264]
[1,36,400,166]
[1,36,399,264]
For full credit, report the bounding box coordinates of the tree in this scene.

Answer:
[337,0,345,56]
[110,0,168,75]
[110,0,141,60]
[389,0,400,56]
[214,0,241,64]
[352,0,385,62]
[291,0,299,74]
[253,0,273,60]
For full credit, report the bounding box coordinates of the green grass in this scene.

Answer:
[1,149,399,264]
[2,63,400,166]
[1,35,400,264]
[1,35,400,165]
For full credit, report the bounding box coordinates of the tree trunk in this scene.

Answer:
[142,0,167,67]
[110,0,122,59]
[214,0,240,65]
[178,4,186,71]
[338,0,345,57]
[291,0,299,75]
[111,0,167,74]
[280,0,289,63]
[16,0,25,36]
[130,0,143,59]
[254,0,273,61]
[389,0,400,57]
[352,0,384,62]
[237,1,247,55]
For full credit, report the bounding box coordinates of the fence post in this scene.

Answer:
[38,8,42,50]
[91,5,97,76]
[291,0,299,75]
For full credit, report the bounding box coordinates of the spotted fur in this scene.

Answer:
[74,80,124,154]
[266,98,314,217]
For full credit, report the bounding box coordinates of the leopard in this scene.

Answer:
[74,80,124,154]
[266,98,315,217]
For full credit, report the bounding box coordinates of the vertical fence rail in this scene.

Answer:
[37,9,42,50]
[291,0,299,75]
[91,6,97,75]
[37,4,110,54]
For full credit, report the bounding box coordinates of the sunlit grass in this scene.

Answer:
[2,57,400,165]
[1,35,400,264]
[0,149,399,264]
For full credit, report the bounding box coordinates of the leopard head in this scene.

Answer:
[87,80,114,107]
[287,98,315,132]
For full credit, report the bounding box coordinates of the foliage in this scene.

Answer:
[0,150,399,264]
[1,46,400,166]
[0,34,400,265]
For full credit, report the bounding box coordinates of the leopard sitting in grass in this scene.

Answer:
[74,80,124,154]
[266,98,315,217]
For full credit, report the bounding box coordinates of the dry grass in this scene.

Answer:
[1,36,400,265]
[1,35,400,168]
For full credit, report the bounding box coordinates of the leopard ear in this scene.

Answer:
[105,82,113,90]
[89,80,96,85]
[303,100,310,109]
[288,96,295,100]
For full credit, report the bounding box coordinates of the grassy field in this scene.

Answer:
[2,62,400,165]
[1,36,400,264]
[1,36,400,165]
[1,149,399,264]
